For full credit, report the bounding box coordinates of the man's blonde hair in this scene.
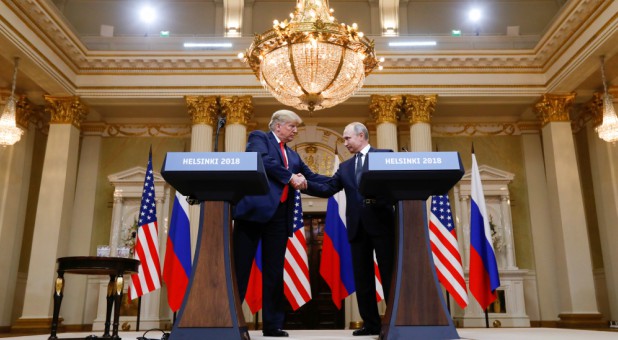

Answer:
[269,109,302,131]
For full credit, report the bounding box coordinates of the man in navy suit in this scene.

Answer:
[233,110,327,337]
[305,122,395,336]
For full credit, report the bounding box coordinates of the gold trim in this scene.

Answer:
[185,96,219,126]
[44,95,88,128]
[220,96,253,125]
[534,93,576,126]
[369,95,402,124]
[403,94,437,124]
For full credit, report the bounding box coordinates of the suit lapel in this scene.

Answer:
[268,132,286,165]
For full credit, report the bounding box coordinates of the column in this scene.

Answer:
[403,94,436,152]
[0,96,36,327]
[521,130,561,322]
[220,95,253,152]
[185,96,217,260]
[61,123,104,325]
[586,91,618,322]
[369,95,401,151]
[534,93,603,327]
[15,96,87,331]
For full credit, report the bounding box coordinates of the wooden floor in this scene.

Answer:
[1,328,618,340]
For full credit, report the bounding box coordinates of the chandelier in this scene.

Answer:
[596,55,618,143]
[0,57,24,146]
[240,0,382,112]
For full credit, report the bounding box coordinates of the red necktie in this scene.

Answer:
[280,142,289,202]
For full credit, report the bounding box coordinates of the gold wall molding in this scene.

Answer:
[185,95,219,126]
[534,93,576,126]
[103,124,191,137]
[220,95,253,125]
[44,95,88,128]
[369,95,402,124]
[431,122,540,137]
[403,94,437,125]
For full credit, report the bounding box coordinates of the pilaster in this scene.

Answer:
[369,95,401,151]
[534,93,603,328]
[16,96,88,331]
[403,94,436,152]
[221,95,252,152]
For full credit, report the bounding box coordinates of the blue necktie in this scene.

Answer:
[355,152,363,186]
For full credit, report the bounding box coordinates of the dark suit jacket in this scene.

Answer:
[305,147,395,241]
[233,130,327,231]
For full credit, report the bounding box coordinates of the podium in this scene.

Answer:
[161,152,268,340]
[360,152,464,340]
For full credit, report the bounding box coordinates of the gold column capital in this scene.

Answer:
[16,95,34,130]
[220,95,253,125]
[584,92,604,127]
[185,95,219,126]
[403,94,437,125]
[369,95,402,124]
[44,95,88,128]
[534,93,576,126]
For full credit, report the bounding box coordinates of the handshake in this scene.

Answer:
[289,173,308,190]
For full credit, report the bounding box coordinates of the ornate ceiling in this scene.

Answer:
[0,0,616,127]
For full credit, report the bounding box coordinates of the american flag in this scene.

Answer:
[429,194,468,309]
[283,190,312,310]
[129,149,162,299]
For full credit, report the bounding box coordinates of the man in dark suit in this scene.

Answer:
[233,109,327,337]
[305,122,395,336]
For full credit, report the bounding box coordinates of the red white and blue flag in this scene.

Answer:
[129,148,162,299]
[320,156,384,308]
[283,190,312,310]
[163,191,191,312]
[244,240,263,314]
[469,152,500,310]
[429,194,468,309]
[320,156,356,309]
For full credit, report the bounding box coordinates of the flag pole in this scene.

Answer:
[136,296,142,331]
[484,308,489,328]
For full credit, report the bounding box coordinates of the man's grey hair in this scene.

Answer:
[346,122,369,141]
[269,110,302,131]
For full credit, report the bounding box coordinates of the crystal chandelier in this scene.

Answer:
[240,0,382,112]
[0,57,24,146]
[596,55,618,143]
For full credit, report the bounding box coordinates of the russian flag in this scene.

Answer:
[245,240,263,313]
[163,192,192,312]
[469,151,501,310]
[320,157,355,309]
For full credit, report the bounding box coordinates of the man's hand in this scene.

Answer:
[290,173,307,190]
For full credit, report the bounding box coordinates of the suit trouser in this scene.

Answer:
[350,224,395,330]
[234,203,289,330]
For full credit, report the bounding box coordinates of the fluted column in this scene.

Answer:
[185,96,217,260]
[221,96,253,152]
[534,93,602,327]
[403,94,436,152]
[586,90,618,321]
[369,95,401,151]
[0,96,36,327]
[17,96,87,330]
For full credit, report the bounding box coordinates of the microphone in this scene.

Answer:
[214,115,226,152]
[401,147,409,152]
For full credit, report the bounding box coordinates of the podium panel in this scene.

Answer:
[161,152,268,340]
[360,152,464,340]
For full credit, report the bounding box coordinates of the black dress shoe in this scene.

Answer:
[352,327,380,336]
[262,329,289,337]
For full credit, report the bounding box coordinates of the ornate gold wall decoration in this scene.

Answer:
[15,95,33,130]
[185,95,219,126]
[534,93,576,126]
[103,124,191,137]
[369,95,402,124]
[220,96,253,125]
[402,94,437,124]
[296,143,336,176]
[44,95,88,128]
[431,122,536,136]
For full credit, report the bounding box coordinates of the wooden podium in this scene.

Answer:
[161,152,268,340]
[360,152,464,340]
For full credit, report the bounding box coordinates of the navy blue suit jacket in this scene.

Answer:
[233,130,327,230]
[305,148,395,241]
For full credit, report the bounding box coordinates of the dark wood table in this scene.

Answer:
[49,256,140,340]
